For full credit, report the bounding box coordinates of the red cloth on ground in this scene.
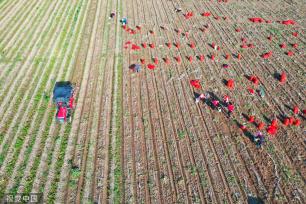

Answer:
[131,44,140,50]
[283,118,290,126]
[287,51,294,56]
[248,116,255,123]
[258,122,265,130]
[154,57,158,64]
[190,80,202,89]
[267,125,277,135]
[249,17,264,23]
[262,51,272,59]
[271,119,278,127]
[293,119,301,126]
[147,64,155,69]
[280,72,286,83]
[280,43,286,49]
[248,88,255,95]
[227,79,234,89]
[289,117,294,125]
[164,57,170,64]
[202,12,211,17]
[149,43,155,48]
[293,106,299,114]
[281,20,296,25]
[225,54,230,60]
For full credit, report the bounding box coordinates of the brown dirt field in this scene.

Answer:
[0,0,305,203]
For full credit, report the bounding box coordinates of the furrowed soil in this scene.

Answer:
[0,0,305,203]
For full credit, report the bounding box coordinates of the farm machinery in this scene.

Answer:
[52,81,75,123]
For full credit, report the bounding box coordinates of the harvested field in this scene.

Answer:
[0,0,305,203]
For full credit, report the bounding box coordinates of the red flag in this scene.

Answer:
[292,32,298,37]
[237,53,242,60]
[188,56,193,63]
[140,58,145,64]
[199,55,204,62]
[292,43,298,48]
[175,56,181,64]
[211,55,215,61]
[142,43,147,48]
[166,42,171,48]
[190,80,202,89]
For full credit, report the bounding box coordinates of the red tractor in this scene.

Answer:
[52,81,75,123]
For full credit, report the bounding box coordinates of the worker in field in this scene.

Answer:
[258,85,265,98]
[254,131,265,148]
[135,64,141,72]
[227,102,235,118]
[109,12,116,19]
[223,94,230,105]
[212,99,222,112]
[120,17,128,25]
[175,7,182,12]
[195,93,205,103]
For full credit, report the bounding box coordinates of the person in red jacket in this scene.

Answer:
[57,103,67,122]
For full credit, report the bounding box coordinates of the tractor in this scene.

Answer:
[52,81,75,123]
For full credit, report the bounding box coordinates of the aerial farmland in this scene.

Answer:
[0,0,305,203]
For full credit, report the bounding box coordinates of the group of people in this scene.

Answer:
[195,92,235,118]
[195,92,265,148]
